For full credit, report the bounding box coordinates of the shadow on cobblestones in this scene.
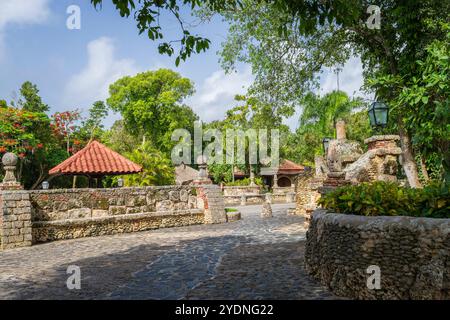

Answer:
[1,243,174,299]
[1,237,336,300]
[0,204,337,300]
[186,241,338,300]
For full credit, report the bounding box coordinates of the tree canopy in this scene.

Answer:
[107,69,198,153]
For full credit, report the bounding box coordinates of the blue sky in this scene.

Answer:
[0,0,367,130]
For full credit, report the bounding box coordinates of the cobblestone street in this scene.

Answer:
[0,204,336,300]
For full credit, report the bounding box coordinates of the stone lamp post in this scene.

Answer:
[193,155,212,185]
[0,152,22,190]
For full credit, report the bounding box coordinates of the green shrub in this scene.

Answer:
[225,208,238,213]
[225,177,264,187]
[318,181,449,218]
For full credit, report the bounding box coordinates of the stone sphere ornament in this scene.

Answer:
[2,152,18,166]
[1,152,19,185]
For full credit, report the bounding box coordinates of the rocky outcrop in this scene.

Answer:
[345,135,402,184]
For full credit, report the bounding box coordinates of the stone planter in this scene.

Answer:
[226,211,241,222]
[305,209,449,300]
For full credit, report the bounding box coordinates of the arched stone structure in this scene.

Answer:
[277,176,292,187]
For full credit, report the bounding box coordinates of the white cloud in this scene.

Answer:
[319,56,370,99]
[0,0,51,59]
[187,66,254,122]
[63,37,140,110]
[283,56,371,131]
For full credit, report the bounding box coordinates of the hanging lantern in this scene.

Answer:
[368,101,389,128]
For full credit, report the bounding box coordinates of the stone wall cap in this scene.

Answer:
[222,185,261,189]
[364,135,400,144]
[311,209,450,232]
[29,185,195,194]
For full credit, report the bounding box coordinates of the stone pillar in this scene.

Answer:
[273,174,278,187]
[314,156,328,179]
[261,201,272,218]
[0,153,32,250]
[0,153,22,190]
[286,192,295,203]
[265,193,272,204]
[249,170,256,187]
[194,155,212,184]
[365,135,401,151]
[201,185,227,224]
[240,194,247,206]
[336,120,346,140]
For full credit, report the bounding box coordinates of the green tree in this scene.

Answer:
[121,142,175,186]
[107,69,198,154]
[204,95,293,182]
[17,81,49,113]
[212,0,449,187]
[79,100,109,142]
[102,120,142,155]
[90,0,240,65]
[370,22,450,182]
[290,91,369,166]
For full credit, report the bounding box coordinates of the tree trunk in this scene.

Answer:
[31,164,46,190]
[420,156,430,183]
[398,118,422,188]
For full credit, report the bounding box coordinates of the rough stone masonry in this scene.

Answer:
[0,152,229,250]
[305,210,450,300]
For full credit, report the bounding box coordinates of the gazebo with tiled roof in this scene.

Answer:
[261,159,305,188]
[49,141,142,187]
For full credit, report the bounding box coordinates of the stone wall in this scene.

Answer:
[295,172,323,216]
[29,186,198,222]
[222,186,261,196]
[305,210,450,299]
[28,186,206,243]
[0,185,228,248]
[0,191,33,250]
[272,186,295,195]
[222,185,295,205]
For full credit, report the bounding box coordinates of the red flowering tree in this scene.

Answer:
[0,107,48,158]
[51,110,81,155]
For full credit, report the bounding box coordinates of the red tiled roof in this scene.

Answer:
[277,159,304,174]
[49,141,142,176]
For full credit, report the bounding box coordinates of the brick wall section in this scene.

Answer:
[306,210,450,300]
[0,191,32,250]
